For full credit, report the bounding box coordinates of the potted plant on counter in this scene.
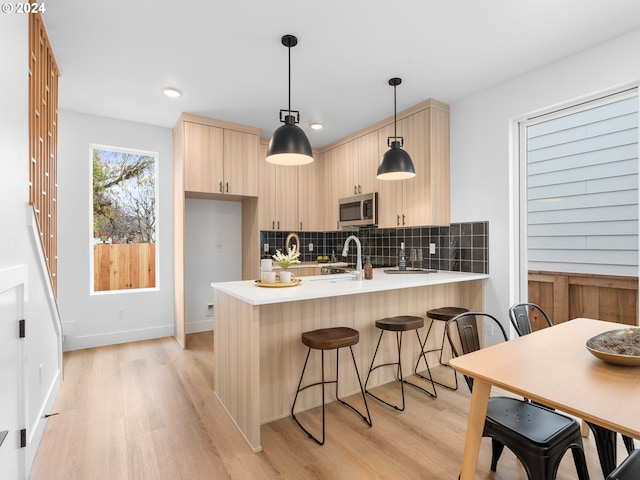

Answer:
[272,245,300,284]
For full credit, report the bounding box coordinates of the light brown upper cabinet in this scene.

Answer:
[259,140,299,231]
[376,101,450,228]
[179,115,259,197]
[297,154,324,231]
[259,139,324,232]
[321,130,380,231]
[172,113,260,349]
[356,130,380,196]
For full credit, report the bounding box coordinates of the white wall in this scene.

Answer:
[450,28,640,326]
[184,198,242,332]
[0,15,62,476]
[57,110,175,350]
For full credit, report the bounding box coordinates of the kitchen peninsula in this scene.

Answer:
[211,269,487,452]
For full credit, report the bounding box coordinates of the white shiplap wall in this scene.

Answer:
[527,94,639,276]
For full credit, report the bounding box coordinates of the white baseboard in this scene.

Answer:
[62,324,175,351]
[26,368,61,475]
[186,318,214,334]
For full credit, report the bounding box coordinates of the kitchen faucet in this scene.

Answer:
[342,235,363,280]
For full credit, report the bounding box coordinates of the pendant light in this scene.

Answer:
[377,78,415,180]
[266,34,313,166]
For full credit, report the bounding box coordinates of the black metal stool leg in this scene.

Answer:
[335,346,373,427]
[365,329,406,410]
[415,318,458,390]
[292,347,328,445]
[403,329,437,399]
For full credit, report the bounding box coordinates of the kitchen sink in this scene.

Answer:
[308,274,354,283]
[320,267,352,275]
[383,268,437,274]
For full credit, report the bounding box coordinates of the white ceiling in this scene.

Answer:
[43,0,640,148]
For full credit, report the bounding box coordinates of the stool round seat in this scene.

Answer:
[427,306,469,322]
[375,315,424,332]
[302,327,359,351]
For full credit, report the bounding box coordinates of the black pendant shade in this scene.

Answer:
[266,35,314,166]
[377,140,416,179]
[377,78,416,180]
[268,114,313,165]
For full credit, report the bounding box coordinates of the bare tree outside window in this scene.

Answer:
[91,145,158,292]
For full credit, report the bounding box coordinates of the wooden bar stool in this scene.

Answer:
[291,326,372,445]
[416,306,469,390]
[364,315,437,411]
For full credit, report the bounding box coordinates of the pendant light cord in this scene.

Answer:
[393,83,397,139]
[288,42,291,114]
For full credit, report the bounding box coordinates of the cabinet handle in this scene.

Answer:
[300,221,302,230]
[277,221,280,230]
[272,221,275,230]
[358,185,361,194]
[337,220,339,229]
[397,215,400,226]
[353,185,357,195]
[402,214,406,226]
[226,182,229,193]
[219,181,223,193]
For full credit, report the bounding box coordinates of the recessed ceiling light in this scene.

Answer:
[309,122,324,130]
[163,87,182,98]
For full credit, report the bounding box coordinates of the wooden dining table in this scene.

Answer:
[449,317,640,480]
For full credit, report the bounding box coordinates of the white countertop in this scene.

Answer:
[211,269,489,306]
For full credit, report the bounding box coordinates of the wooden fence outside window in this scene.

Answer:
[93,243,156,292]
[528,271,638,328]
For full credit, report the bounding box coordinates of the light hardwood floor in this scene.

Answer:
[30,332,630,479]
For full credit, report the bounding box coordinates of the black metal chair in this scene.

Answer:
[509,302,636,477]
[607,449,640,480]
[508,302,552,335]
[446,312,590,480]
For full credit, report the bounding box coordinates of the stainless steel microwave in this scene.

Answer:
[338,193,378,228]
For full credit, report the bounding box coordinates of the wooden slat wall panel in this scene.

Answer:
[29,13,59,296]
[93,244,156,292]
[528,270,638,326]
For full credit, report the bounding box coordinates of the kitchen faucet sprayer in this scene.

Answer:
[342,235,363,280]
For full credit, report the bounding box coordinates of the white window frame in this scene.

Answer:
[512,86,639,302]
[89,144,160,295]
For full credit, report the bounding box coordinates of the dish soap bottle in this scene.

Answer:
[364,256,373,280]
[399,242,407,271]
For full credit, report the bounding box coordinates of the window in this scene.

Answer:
[524,92,638,276]
[91,145,158,293]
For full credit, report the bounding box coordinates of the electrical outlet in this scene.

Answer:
[263,243,269,253]
[216,243,223,253]
[308,243,313,252]
[206,304,214,317]
[117,309,124,319]
[429,243,436,255]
